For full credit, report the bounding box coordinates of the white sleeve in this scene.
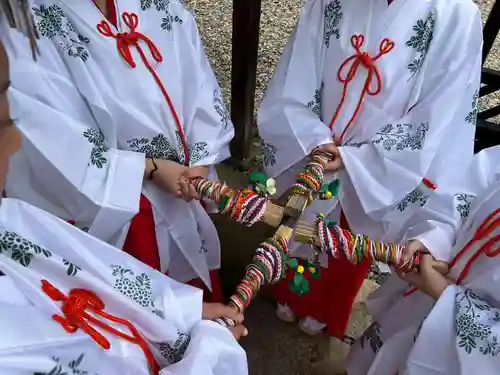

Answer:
[180,15,234,167]
[400,145,500,261]
[339,8,482,219]
[5,40,144,242]
[257,0,330,177]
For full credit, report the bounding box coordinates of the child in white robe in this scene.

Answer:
[1,0,234,301]
[347,145,500,375]
[257,0,482,340]
[0,18,248,375]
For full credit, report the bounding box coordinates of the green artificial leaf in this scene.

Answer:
[286,258,299,269]
[328,179,340,196]
[218,195,229,210]
[248,171,268,185]
[310,267,322,280]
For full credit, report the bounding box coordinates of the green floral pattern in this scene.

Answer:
[213,89,231,131]
[127,132,208,166]
[345,122,429,151]
[63,259,82,276]
[465,90,479,126]
[454,193,476,220]
[34,353,94,375]
[455,289,500,356]
[406,13,435,80]
[360,322,383,354]
[324,0,343,47]
[158,330,191,364]
[395,186,429,212]
[0,230,51,268]
[307,87,323,118]
[83,128,109,169]
[33,5,90,62]
[140,0,183,31]
[197,224,208,254]
[111,265,155,311]
[255,140,278,168]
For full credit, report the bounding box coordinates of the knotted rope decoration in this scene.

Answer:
[316,215,421,271]
[291,149,333,203]
[191,177,268,227]
[214,228,290,328]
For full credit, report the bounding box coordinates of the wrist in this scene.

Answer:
[144,158,157,180]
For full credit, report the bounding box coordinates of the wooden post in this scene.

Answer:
[227,0,262,169]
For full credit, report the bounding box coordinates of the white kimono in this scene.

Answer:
[347,145,500,375]
[1,0,234,287]
[0,197,247,375]
[258,0,482,263]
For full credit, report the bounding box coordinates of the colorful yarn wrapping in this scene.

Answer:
[191,177,267,227]
[214,235,289,328]
[316,216,417,272]
[291,149,333,202]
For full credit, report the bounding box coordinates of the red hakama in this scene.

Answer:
[271,212,370,337]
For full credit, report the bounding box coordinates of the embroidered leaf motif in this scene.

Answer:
[63,259,82,276]
[324,0,343,47]
[454,193,476,220]
[344,122,429,151]
[465,90,479,126]
[371,122,429,151]
[196,224,208,254]
[188,140,210,165]
[405,12,435,80]
[455,289,500,356]
[360,322,383,354]
[307,87,323,119]
[141,0,183,31]
[395,187,429,212]
[111,265,155,311]
[34,353,94,375]
[213,89,231,131]
[33,5,90,62]
[255,140,278,168]
[83,128,109,169]
[0,231,51,268]
[158,330,191,364]
[127,133,178,161]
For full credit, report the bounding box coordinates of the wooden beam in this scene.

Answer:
[483,0,500,64]
[228,0,262,166]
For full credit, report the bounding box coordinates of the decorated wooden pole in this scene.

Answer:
[294,215,449,279]
[190,176,284,228]
[284,149,338,218]
[214,225,294,327]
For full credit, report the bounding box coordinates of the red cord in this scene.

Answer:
[329,35,394,144]
[96,12,190,165]
[41,280,160,375]
[404,208,500,297]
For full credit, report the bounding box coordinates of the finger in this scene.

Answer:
[333,136,341,146]
[228,325,248,341]
[420,253,434,272]
[189,184,200,200]
[214,305,244,324]
[326,158,342,171]
[178,179,192,201]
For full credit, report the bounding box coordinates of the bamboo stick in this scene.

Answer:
[294,221,449,275]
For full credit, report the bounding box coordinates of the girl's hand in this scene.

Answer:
[202,303,248,341]
[319,142,344,172]
[149,159,187,196]
[397,254,454,300]
[178,166,209,201]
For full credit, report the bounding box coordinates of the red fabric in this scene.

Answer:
[92,0,118,27]
[271,211,371,338]
[122,195,223,303]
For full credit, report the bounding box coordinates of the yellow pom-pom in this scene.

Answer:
[308,267,316,274]
[297,265,305,274]
[325,191,333,199]
[319,212,325,218]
